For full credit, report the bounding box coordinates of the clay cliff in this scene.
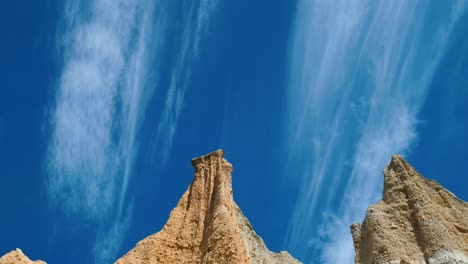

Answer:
[116,149,300,264]
[0,249,45,264]
[351,155,468,264]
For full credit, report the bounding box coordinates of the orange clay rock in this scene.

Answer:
[0,249,45,264]
[351,155,468,264]
[115,149,300,264]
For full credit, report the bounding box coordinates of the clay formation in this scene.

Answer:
[116,149,300,264]
[0,249,45,264]
[351,155,468,264]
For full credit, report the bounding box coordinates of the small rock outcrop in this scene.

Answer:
[116,149,299,264]
[0,249,45,264]
[351,155,468,264]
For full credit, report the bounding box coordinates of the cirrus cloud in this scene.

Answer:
[285,1,466,263]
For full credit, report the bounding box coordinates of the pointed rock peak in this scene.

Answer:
[390,153,404,162]
[116,150,300,264]
[0,249,46,264]
[382,154,426,203]
[389,154,404,168]
[352,156,468,264]
[384,154,411,177]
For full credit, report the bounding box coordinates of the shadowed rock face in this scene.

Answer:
[351,155,468,264]
[116,149,300,264]
[0,249,45,264]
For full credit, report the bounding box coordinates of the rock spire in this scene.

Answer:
[351,155,468,264]
[116,149,299,264]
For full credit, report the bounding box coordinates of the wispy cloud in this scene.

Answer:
[151,0,219,165]
[47,0,158,261]
[47,0,219,262]
[93,201,134,264]
[285,1,466,263]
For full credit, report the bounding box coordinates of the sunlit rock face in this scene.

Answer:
[351,155,468,264]
[0,249,46,264]
[116,150,300,264]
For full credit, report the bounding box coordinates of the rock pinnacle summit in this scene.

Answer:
[116,149,300,264]
[352,155,468,264]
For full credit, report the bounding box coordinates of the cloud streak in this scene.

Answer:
[47,0,158,261]
[151,0,219,165]
[47,0,219,262]
[285,1,466,263]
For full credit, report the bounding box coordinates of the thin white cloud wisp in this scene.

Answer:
[151,0,219,165]
[47,0,220,262]
[47,0,157,261]
[286,1,466,263]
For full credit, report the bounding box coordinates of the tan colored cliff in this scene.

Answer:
[0,249,45,264]
[116,149,300,264]
[351,155,468,264]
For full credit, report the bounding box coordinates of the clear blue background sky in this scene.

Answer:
[0,1,467,264]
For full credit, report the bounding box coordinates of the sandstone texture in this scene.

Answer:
[351,155,468,264]
[0,249,45,264]
[116,149,299,264]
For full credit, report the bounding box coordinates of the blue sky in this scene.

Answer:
[0,1,467,264]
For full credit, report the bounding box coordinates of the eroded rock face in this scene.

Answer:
[116,149,300,264]
[0,249,46,264]
[351,155,468,264]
